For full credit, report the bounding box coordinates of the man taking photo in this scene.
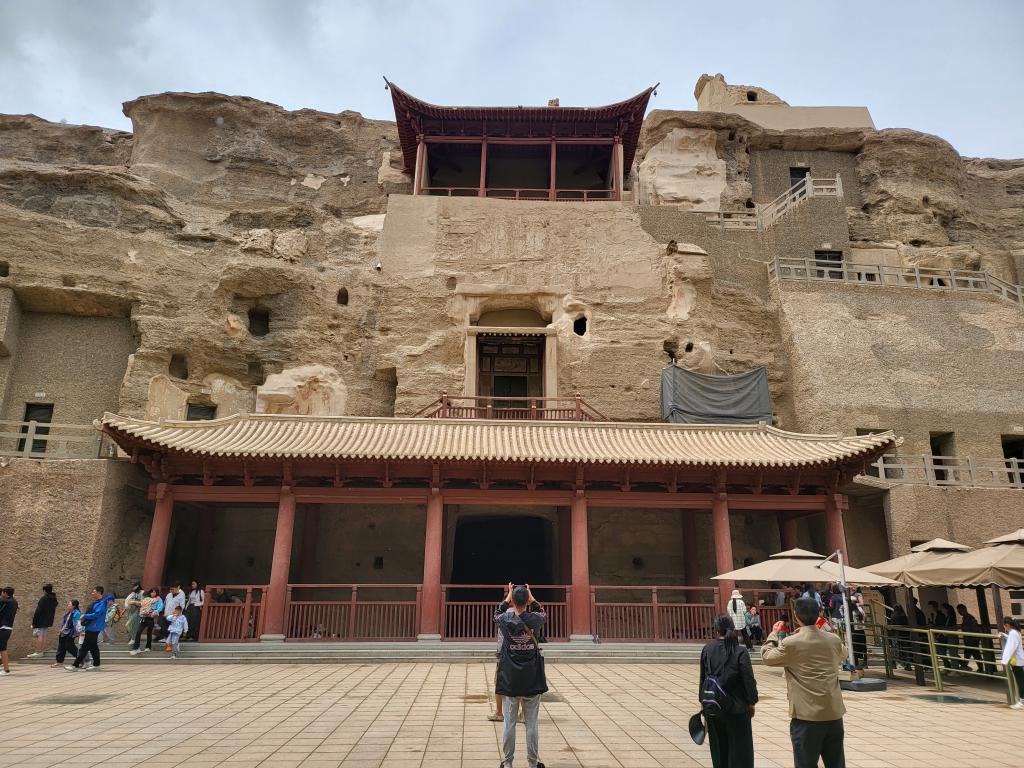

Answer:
[494,583,547,768]
[761,597,847,768]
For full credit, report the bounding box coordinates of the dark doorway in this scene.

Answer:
[477,335,544,406]
[450,516,554,600]
[789,166,811,188]
[18,403,53,454]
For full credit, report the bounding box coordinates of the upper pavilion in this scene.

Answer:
[385,80,655,201]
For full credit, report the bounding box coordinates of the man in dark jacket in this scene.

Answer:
[28,584,58,658]
[67,586,113,672]
[494,584,547,768]
[0,586,17,676]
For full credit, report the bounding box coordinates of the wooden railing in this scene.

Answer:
[0,419,112,459]
[864,454,1024,489]
[441,584,570,641]
[284,584,421,641]
[199,585,266,642]
[769,257,1024,309]
[591,586,719,642]
[415,392,607,422]
[421,186,615,202]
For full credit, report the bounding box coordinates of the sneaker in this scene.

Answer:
[64,666,80,672]
[86,665,101,671]
[487,712,502,722]
[141,648,151,654]
[171,654,178,660]
[26,651,42,658]
[50,662,62,668]
[0,670,11,676]
[129,649,140,656]
[1010,701,1024,710]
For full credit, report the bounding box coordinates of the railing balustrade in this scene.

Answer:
[0,419,113,459]
[865,454,1024,489]
[420,186,615,202]
[441,584,570,641]
[415,392,607,422]
[769,257,1024,309]
[284,584,421,641]
[199,585,266,642]
[590,586,719,642]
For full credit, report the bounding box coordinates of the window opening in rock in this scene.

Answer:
[246,361,264,385]
[789,166,811,188]
[684,342,694,353]
[18,403,53,454]
[631,556,644,570]
[336,288,349,306]
[813,250,844,280]
[248,307,270,336]
[573,316,588,336]
[373,556,384,570]
[1001,435,1024,484]
[745,198,755,209]
[187,403,217,421]
[746,91,758,102]
[929,431,957,483]
[168,354,189,380]
[0,261,8,277]
[446,277,457,290]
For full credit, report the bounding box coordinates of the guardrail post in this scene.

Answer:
[1012,458,1022,489]
[439,586,447,640]
[835,172,843,198]
[284,586,293,640]
[242,588,253,641]
[347,585,358,640]
[805,172,813,199]
[574,393,583,421]
[927,630,943,692]
[651,588,661,641]
[1005,655,1019,705]
[440,390,450,418]
[530,399,538,420]
[924,455,936,486]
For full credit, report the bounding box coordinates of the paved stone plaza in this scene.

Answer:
[0,662,1017,768]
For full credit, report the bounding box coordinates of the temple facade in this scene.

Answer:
[0,75,1022,653]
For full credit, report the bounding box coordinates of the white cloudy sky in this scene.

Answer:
[1,1,1021,158]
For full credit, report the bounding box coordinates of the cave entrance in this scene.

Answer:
[448,515,554,601]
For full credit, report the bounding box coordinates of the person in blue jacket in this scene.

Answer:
[52,599,81,667]
[66,586,113,671]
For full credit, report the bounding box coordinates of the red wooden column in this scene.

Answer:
[711,491,734,611]
[299,507,320,583]
[825,493,850,563]
[413,137,425,195]
[418,488,444,639]
[681,509,700,586]
[570,491,592,640]
[779,514,798,552]
[261,487,296,641]
[142,483,173,588]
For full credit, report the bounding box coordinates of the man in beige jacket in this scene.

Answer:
[761,597,847,768]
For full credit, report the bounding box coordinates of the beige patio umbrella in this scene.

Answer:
[905,529,1024,587]
[864,538,972,584]
[713,548,901,586]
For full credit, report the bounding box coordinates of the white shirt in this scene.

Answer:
[1001,627,1024,667]
[187,589,204,608]
[164,590,187,617]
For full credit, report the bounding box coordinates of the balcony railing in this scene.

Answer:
[441,584,570,641]
[0,419,113,459]
[769,257,1024,309]
[421,186,616,202]
[863,454,1024,489]
[414,392,607,422]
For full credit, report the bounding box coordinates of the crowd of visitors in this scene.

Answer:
[0,579,208,672]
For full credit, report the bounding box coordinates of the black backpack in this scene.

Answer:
[700,646,736,717]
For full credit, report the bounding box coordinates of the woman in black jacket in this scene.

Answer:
[699,612,759,768]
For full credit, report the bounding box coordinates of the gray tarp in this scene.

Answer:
[660,365,772,424]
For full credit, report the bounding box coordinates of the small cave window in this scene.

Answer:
[168,354,189,380]
[445,276,457,290]
[0,261,8,277]
[248,307,270,337]
[573,316,588,337]
[186,403,217,421]
[373,556,385,570]
[631,556,644,570]
[746,91,758,102]
[745,198,755,209]
[336,288,349,306]
[684,341,694,353]
[246,361,264,385]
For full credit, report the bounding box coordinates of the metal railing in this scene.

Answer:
[415,392,607,422]
[441,584,570,641]
[706,175,843,231]
[864,454,1024,489]
[591,586,719,642]
[0,419,112,459]
[769,257,1024,309]
[199,585,266,642]
[284,584,421,641]
[421,186,615,202]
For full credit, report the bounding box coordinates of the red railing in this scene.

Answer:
[415,392,607,422]
[441,584,570,641]
[199,585,266,642]
[746,589,792,629]
[284,584,421,641]
[421,186,615,202]
[591,586,719,642]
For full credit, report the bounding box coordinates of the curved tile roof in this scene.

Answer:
[99,413,896,469]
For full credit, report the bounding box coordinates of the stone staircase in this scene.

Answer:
[704,174,844,231]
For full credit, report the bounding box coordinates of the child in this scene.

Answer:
[164,606,188,659]
[52,599,81,667]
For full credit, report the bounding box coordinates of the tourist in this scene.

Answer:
[494,583,547,768]
[999,617,1024,710]
[761,597,846,768]
[28,583,58,658]
[699,612,758,768]
[164,605,188,659]
[129,588,163,655]
[801,584,821,607]
[0,586,17,676]
[52,599,81,667]
[744,605,763,648]
[727,590,747,643]
[771,584,787,608]
[955,604,984,672]
[212,587,231,604]
[186,580,204,641]
[888,603,912,671]
[849,591,867,669]
[67,586,113,672]
[161,583,186,639]
[123,582,143,644]
[101,590,120,644]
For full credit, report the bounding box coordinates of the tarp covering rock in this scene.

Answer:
[661,365,772,424]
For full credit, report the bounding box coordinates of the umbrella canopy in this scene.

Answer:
[865,538,972,583]
[905,531,1024,587]
[713,548,901,586]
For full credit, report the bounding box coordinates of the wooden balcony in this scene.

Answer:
[414,392,607,422]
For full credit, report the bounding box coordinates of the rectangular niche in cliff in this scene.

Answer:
[248,307,270,337]
[370,367,397,417]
